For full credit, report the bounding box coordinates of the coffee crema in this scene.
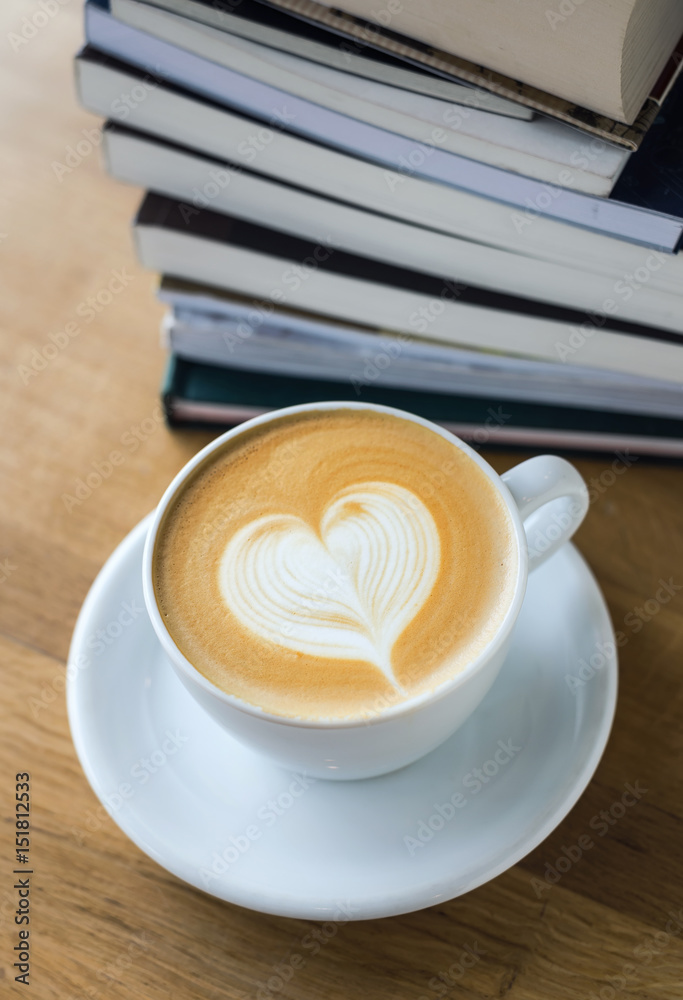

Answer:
[153,409,518,719]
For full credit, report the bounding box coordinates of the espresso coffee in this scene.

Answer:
[153,408,518,719]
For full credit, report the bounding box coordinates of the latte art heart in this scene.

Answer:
[218,482,441,686]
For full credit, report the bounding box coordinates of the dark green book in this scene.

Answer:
[161,356,683,458]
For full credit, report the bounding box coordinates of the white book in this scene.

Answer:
[139,0,535,118]
[76,53,683,296]
[162,300,683,419]
[84,2,682,248]
[134,192,683,385]
[307,0,683,124]
[110,0,628,195]
[102,124,683,335]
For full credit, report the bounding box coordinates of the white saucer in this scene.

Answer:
[67,515,617,921]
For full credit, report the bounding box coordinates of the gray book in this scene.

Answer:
[160,279,683,419]
[84,0,683,249]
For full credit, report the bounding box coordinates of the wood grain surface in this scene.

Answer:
[1,4,683,997]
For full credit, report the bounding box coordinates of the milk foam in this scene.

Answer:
[154,408,518,720]
[218,482,440,687]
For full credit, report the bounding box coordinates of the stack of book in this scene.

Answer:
[76,0,683,455]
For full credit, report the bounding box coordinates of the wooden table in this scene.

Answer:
[2,4,683,997]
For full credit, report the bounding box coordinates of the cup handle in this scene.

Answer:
[501,455,589,572]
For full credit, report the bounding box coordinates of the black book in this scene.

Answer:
[613,68,683,218]
[134,193,683,384]
[161,355,683,458]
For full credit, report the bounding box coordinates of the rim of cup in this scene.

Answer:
[142,401,529,729]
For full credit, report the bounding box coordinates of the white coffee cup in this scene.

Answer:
[143,401,589,780]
